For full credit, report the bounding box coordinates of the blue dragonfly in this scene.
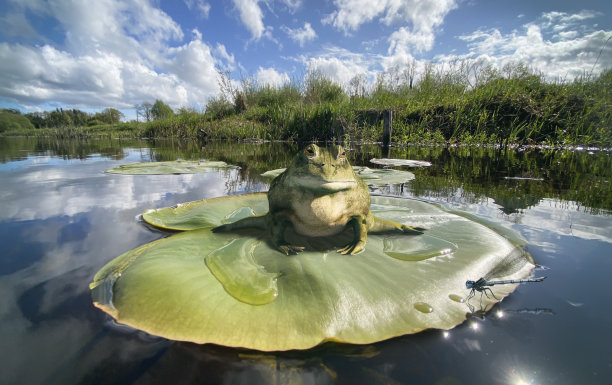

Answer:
[465,276,546,302]
[465,249,547,311]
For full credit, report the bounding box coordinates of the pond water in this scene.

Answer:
[1,136,611,385]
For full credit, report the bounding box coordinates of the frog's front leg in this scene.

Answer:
[266,211,305,255]
[337,214,368,255]
[367,214,426,234]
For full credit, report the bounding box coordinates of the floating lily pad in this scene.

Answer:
[370,158,432,167]
[106,160,238,175]
[261,167,414,186]
[143,192,269,231]
[91,194,534,351]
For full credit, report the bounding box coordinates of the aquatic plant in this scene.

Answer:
[91,193,535,351]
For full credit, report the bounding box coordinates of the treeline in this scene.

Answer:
[0,107,124,132]
[0,99,177,133]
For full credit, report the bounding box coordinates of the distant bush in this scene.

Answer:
[87,119,104,126]
[304,70,346,105]
[0,110,35,132]
[205,96,234,118]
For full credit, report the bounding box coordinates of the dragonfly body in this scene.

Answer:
[466,276,546,290]
[465,276,547,303]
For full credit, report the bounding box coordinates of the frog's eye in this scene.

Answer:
[338,149,346,160]
[304,145,315,158]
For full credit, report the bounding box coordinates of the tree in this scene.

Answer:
[102,108,124,124]
[349,73,367,98]
[90,108,123,124]
[25,112,45,128]
[151,100,174,120]
[136,102,153,122]
[46,108,72,127]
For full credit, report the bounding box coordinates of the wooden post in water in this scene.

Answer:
[382,110,392,158]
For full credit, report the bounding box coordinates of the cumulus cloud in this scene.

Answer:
[0,0,226,113]
[324,0,457,55]
[304,46,374,86]
[232,0,270,41]
[282,22,317,47]
[450,11,612,80]
[256,67,290,87]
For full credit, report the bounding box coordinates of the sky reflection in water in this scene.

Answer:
[0,138,610,385]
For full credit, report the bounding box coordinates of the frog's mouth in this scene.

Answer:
[292,176,357,192]
[319,181,357,191]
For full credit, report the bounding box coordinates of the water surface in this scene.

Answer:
[1,137,610,385]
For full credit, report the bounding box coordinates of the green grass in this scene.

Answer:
[3,65,611,146]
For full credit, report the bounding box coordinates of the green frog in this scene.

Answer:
[213,143,425,255]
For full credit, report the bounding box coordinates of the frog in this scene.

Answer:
[213,143,425,255]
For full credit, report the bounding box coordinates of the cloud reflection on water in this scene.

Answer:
[0,152,250,384]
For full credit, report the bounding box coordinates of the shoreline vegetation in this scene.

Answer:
[2,63,611,147]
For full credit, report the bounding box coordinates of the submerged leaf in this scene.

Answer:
[92,194,534,351]
[106,160,238,175]
[261,167,415,186]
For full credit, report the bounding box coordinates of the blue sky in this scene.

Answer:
[1,0,611,120]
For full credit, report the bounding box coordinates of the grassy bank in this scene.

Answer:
[3,65,611,146]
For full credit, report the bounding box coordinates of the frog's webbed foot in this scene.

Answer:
[278,244,305,255]
[368,214,426,235]
[337,239,366,255]
[400,224,426,234]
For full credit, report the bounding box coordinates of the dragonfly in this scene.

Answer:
[465,276,546,302]
[464,249,547,311]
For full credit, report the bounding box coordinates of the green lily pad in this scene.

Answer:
[261,167,415,186]
[143,192,269,231]
[370,158,432,167]
[106,160,238,175]
[91,194,534,351]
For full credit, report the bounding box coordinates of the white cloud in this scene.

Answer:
[256,67,290,87]
[542,10,601,30]
[184,0,211,18]
[325,0,456,31]
[0,0,228,113]
[305,48,373,87]
[282,22,317,47]
[324,0,457,56]
[279,0,303,13]
[214,43,236,69]
[232,0,268,40]
[388,27,434,55]
[451,11,612,80]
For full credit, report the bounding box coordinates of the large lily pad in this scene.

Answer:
[261,167,414,186]
[91,194,534,351]
[106,160,238,175]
